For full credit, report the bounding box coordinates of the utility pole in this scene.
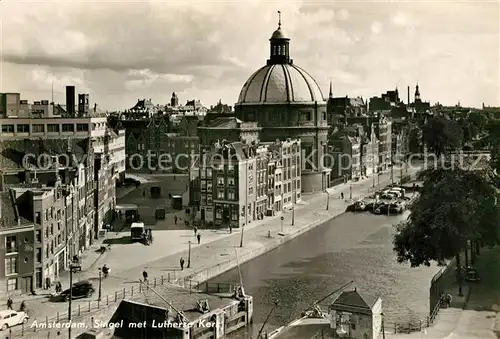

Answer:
[187,241,191,268]
[326,191,330,210]
[280,216,284,233]
[98,268,102,301]
[291,193,295,225]
[349,184,352,199]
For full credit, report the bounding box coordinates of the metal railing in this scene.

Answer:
[7,275,203,337]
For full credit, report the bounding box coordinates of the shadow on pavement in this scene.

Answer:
[103,236,132,245]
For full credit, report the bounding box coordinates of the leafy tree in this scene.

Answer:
[422,116,463,156]
[393,167,500,294]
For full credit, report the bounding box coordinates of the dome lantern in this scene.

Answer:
[267,11,291,65]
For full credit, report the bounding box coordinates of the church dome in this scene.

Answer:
[237,63,324,104]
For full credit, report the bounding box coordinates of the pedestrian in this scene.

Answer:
[45,277,51,290]
[194,226,198,235]
[142,269,148,282]
[149,229,153,244]
[341,192,344,200]
[174,215,178,225]
[20,300,26,312]
[180,257,185,270]
[7,297,13,310]
[197,233,201,244]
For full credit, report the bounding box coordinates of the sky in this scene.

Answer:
[1,0,499,111]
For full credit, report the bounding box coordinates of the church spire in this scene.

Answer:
[267,11,291,65]
[415,82,421,101]
[329,80,333,99]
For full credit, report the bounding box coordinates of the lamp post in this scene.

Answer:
[326,191,330,210]
[98,268,102,301]
[349,184,353,200]
[68,263,79,339]
[381,313,386,339]
[187,241,191,268]
[239,225,244,248]
[280,216,284,233]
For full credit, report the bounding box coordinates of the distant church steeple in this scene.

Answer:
[329,81,333,99]
[415,83,421,101]
[267,11,292,65]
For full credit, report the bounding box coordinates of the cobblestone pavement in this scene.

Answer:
[3,165,421,336]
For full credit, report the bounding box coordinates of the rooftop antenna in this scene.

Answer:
[278,10,281,28]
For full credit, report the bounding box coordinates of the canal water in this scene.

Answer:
[208,210,440,338]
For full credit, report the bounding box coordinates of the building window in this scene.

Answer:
[7,278,17,291]
[32,124,45,133]
[62,124,74,132]
[207,181,212,192]
[249,187,253,195]
[231,208,238,221]
[1,124,14,133]
[36,248,42,263]
[35,230,41,242]
[228,178,235,187]
[5,257,17,275]
[35,212,41,224]
[217,190,224,199]
[217,177,224,187]
[6,236,17,253]
[215,207,223,219]
[17,124,29,133]
[47,124,60,133]
[200,169,206,178]
[228,190,235,200]
[76,124,89,132]
[207,168,212,178]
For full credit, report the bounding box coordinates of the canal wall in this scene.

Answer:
[183,210,334,284]
[182,169,420,286]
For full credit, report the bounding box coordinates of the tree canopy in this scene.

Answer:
[393,167,500,267]
[422,116,463,156]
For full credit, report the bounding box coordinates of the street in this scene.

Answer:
[5,165,420,337]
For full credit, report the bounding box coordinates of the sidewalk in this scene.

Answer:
[5,166,420,330]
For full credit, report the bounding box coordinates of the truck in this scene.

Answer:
[130,222,145,242]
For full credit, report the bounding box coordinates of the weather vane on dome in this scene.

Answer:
[278,10,281,28]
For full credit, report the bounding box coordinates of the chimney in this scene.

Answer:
[66,86,76,116]
[407,86,410,105]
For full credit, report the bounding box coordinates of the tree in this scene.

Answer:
[422,116,463,156]
[393,167,500,294]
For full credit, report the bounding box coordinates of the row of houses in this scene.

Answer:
[0,90,125,296]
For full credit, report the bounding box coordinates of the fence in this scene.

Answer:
[7,275,203,337]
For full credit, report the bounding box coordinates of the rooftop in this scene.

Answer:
[0,189,33,230]
[123,284,238,322]
[331,289,379,315]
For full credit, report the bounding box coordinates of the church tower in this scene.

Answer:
[415,84,421,102]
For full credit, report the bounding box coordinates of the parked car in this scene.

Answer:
[353,201,366,211]
[54,281,95,302]
[0,310,29,331]
[389,203,404,214]
[374,203,389,215]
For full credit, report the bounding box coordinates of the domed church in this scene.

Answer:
[234,14,331,192]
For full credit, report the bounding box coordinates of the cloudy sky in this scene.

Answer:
[1,0,499,110]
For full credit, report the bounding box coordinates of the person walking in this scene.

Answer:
[197,233,201,244]
[20,301,26,312]
[7,297,13,310]
[174,215,178,225]
[341,192,344,200]
[180,257,185,270]
[194,226,198,236]
[142,269,148,282]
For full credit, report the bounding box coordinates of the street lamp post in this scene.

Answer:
[381,313,386,339]
[280,216,284,233]
[239,225,244,248]
[68,263,79,339]
[187,241,191,268]
[98,268,102,301]
[349,184,353,200]
[326,191,330,210]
